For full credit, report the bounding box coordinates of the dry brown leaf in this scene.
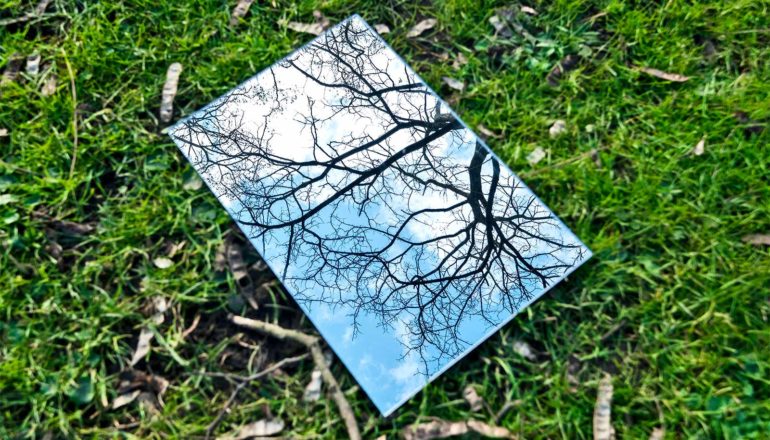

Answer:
[41,74,57,96]
[284,10,331,36]
[488,15,510,37]
[637,66,690,82]
[374,23,391,34]
[160,62,183,123]
[442,77,465,91]
[216,419,285,440]
[743,234,770,246]
[229,0,254,26]
[2,54,24,85]
[593,374,614,440]
[167,241,187,258]
[402,419,514,440]
[150,296,168,325]
[649,427,665,440]
[520,6,538,15]
[303,369,323,402]
[452,53,468,70]
[406,18,437,38]
[526,147,546,166]
[462,385,484,412]
[129,298,167,365]
[691,137,705,156]
[512,340,537,361]
[546,54,580,86]
[549,119,567,138]
[111,389,141,409]
[153,257,173,269]
[130,327,154,366]
[26,54,41,76]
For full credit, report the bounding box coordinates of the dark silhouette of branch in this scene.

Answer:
[172,17,585,374]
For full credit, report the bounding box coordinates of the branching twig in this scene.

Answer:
[204,353,309,439]
[228,314,361,440]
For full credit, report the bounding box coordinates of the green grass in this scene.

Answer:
[2,0,770,438]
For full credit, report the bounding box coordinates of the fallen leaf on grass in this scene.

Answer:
[217,419,285,440]
[112,370,170,411]
[283,10,331,36]
[734,111,765,138]
[488,15,511,38]
[407,18,437,38]
[2,54,24,85]
[130,327,154,366]
[153,257,173,269]
[442,77,465,91]
[26,54,41,76]
[402,418,514,440]
[549,119,567,138]
[130,296,168,365]
[303,369,323,402]
[160,62,183,123]
[489,7,537,43]
[167,241,186,258]
[111,389,141,409]
[41,74,57,96]
[513,340,537,361]
[691,137,705,156]
[637,66,689,82]
[149,296,168,325]
[462,385,484,412]
[649,427,665,440]
[742,234,770,246]
[229,0,254,26]
[593,374,614,440]
[374,24,390,34]
[526,147,546,165]
[546,54,580,86]
[452,52,468,69]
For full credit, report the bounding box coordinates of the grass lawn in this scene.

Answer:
[2,0,769,438]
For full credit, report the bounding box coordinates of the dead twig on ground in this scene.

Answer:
[228,314,361,440]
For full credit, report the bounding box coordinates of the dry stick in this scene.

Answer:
[228,314,361,440]
[204,353,309,439]
[61,50,78,179]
